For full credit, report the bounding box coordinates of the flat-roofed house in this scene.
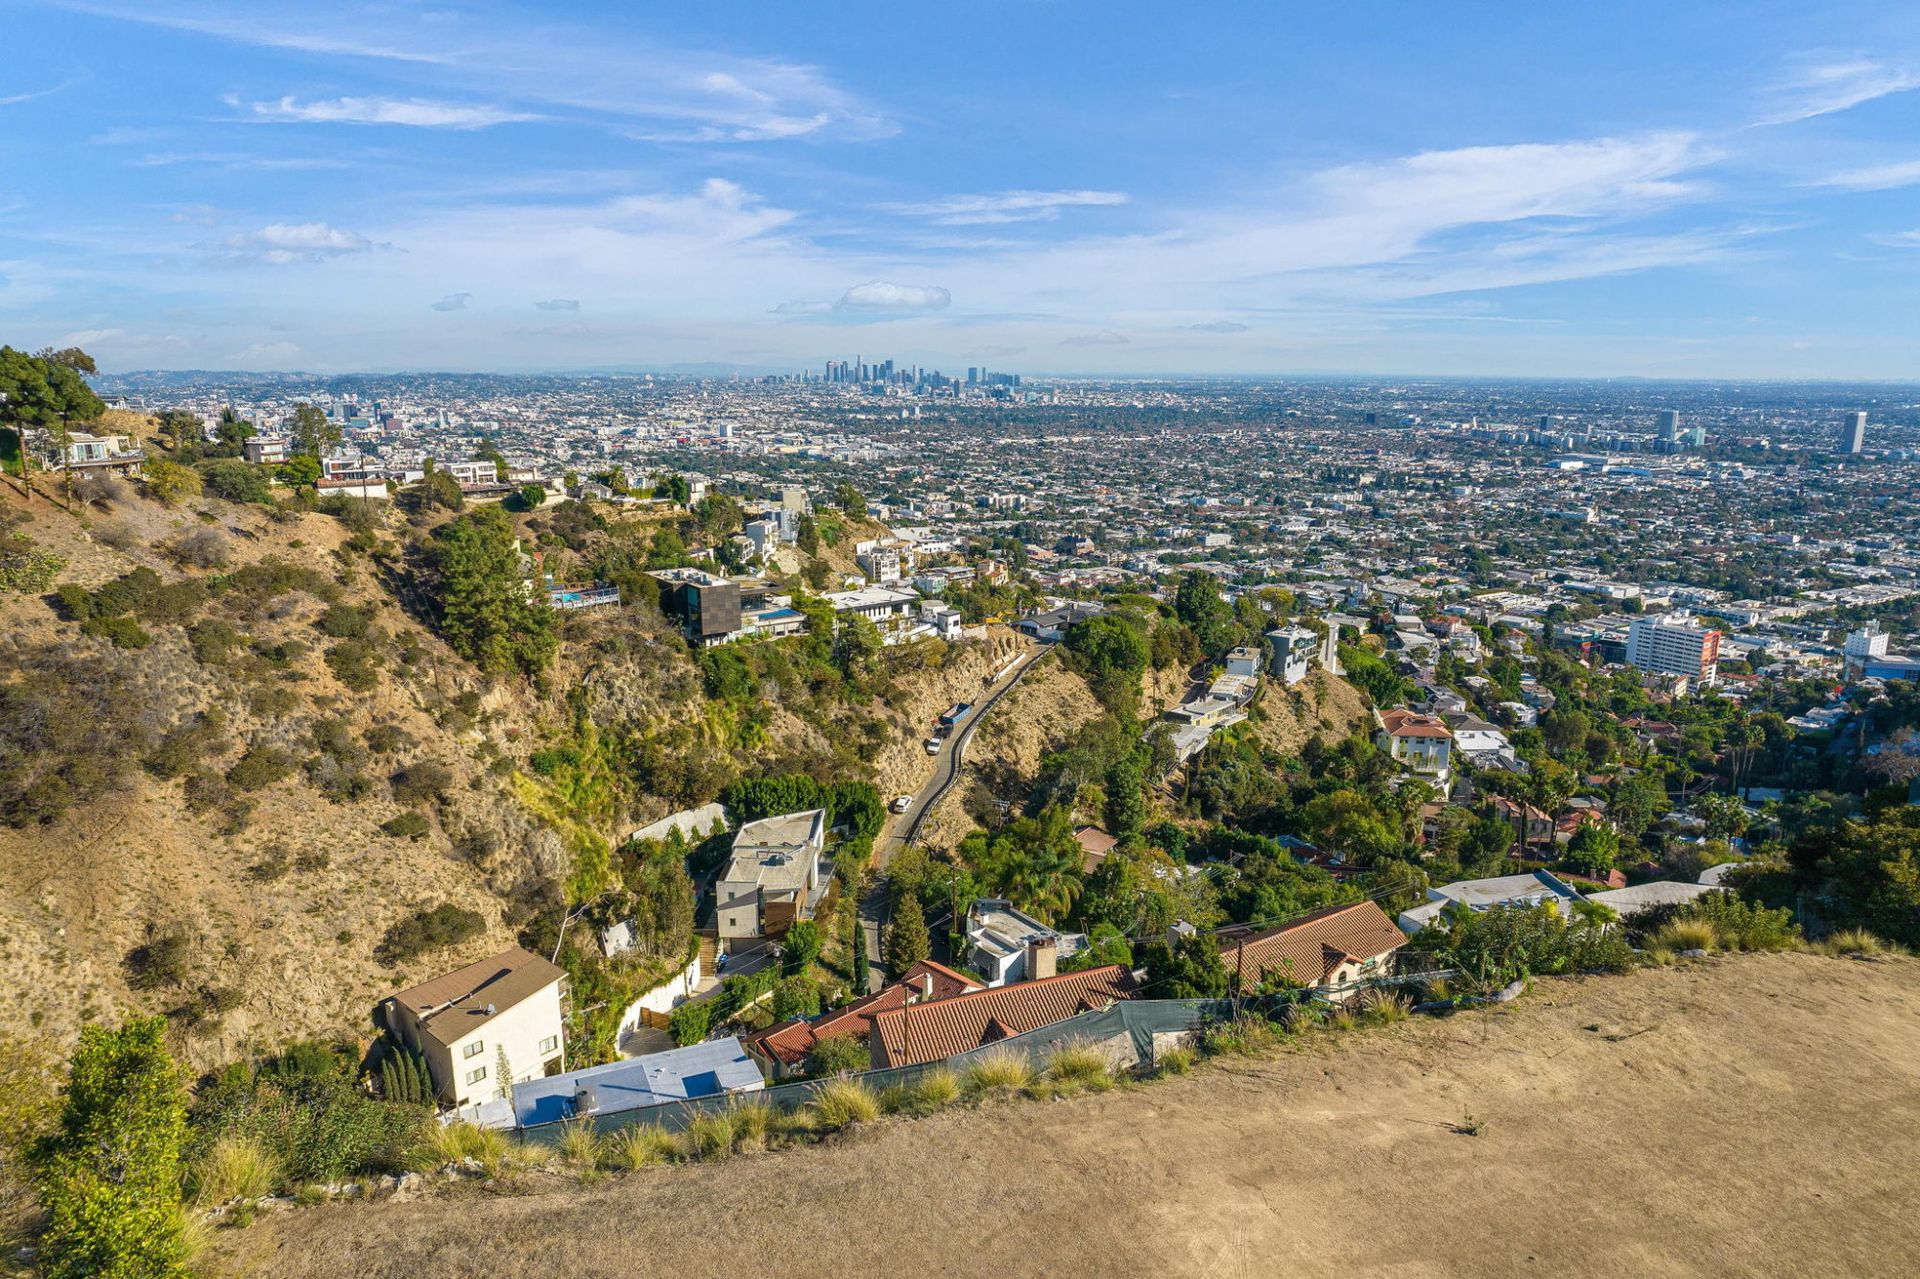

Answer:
[716,809,827,948]
[384,948,568,1108]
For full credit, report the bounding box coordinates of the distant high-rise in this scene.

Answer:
[1655,409,1680,443]
[1840,411,1867,454]
[1626,614,1721,686]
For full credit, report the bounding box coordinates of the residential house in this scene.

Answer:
[1073,825,1119,871]
[742,959,983,1078]
[1017,601,1107,642]
[825,585,920,642]
[1266,624,1318,685]
[1375,707,1453,778]
[867,965,1138,1068]
[715,809,827,949]
[1489,795,1555,848]
[1585,881,1718,918]
[243,436,290,466]
[384,948,568,1109]
[965,899,1088,987]
[1216,900,1407,995]
[505,1036,763,1129]
[1397,870,1585,933]
[49,431,143,476]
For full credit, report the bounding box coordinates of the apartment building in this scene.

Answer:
[384,948,568,1108]
[1625,614,1721,685]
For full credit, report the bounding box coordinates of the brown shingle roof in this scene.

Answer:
[1217,901,1405,990]
[868,965,1137,1068]
[743,959,983,1068]
[388,947,566,1044]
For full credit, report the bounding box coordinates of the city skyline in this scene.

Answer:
[4,1,1920,377]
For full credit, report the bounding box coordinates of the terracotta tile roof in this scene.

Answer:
[868,965,1137,1067]
[1216,901,1406,990]
[1379,707,1452,740]
[743,959,983,1068]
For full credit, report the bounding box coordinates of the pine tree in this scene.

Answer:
[883,892,931,976]
[849,907,871,995]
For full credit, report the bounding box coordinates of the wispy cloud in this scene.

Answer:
[64,3,891,142]
[534,298,581,311]
[1061,329,1130,346]
[430,292,470,311]
[883,190,1129,225]
[1871,229,1920,249]
[212,221,377,264]
[1761,58,1920,124]
[1177,320,1250,333]
[0,76,86,107]
[835,281,950,311]
[239,95,539,130]
[131,151,354,170]
[1812,157,1920,191]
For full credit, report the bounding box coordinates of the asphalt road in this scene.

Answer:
[857,641,1051,983]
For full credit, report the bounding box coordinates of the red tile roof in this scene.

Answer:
[742,959,982,1068]
[1379,708,1452,740]
[868,965,1137,1067]
[1216,901,1406,991]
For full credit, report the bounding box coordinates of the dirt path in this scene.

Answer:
[211,952,1920,1279]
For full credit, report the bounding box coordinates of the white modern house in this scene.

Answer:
[384,948,569,1108]
[1397,871,1585,933]
[715,809,828,948]
[964,899,1086,986]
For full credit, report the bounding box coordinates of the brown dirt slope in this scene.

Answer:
[213,952,1920,1279]
[1245,668,1373,756]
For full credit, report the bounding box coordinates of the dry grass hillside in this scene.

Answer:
[0,484,1012,1067]
[1244,668,1373,756]
[209,951,1920,1279]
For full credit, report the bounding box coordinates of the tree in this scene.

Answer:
[143,460,202,506]
[425,506,555,676]
[883,892,930,975]
[1609,776,1665,842]
[1172,570,1232,652]
[212,408,255,455]
[1061,922,1134,972]
[31,1017,189,1279]
[1561,823,1621,879]
[277,453,322,490]
[493,1044,514,1100]
[1139,933,1230,998]
[288,402,338,459]
[515,482,547,511]
[963,807,1086,924]
[198,459,272,504]
[153,409,202,460]
[782,920,824,973]
[651,471,690,504]
[848,904,871,994]
[834,481,867,521]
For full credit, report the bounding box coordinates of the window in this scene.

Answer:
[539,1036,560,1056]
[462,1040,485,1059]
[464,1066,487,1086]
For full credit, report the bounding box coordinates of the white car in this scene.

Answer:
[890,795,914,814]
[924,737,942,754]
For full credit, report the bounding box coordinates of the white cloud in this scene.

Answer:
[1061,330,1129,346]
[1178,320,1250,333]
[1761,58,1920,124]
[241,95,540,130]
[0,77,85,107]
[510,323,593,339]
[1813,158,1920,191]
[74,4,891,142]
[215,222,377,264]
[534,298,580,311]
[835,281,951,311]
[430,292,470,311]
[884,190,1129,225]
[230,339,301,364]
[1871,229,1920,249]
[57,327,124,345]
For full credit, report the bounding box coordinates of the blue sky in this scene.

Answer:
[2,0,1919,376]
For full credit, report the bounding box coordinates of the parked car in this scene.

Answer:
[891,795,914,813]
[924,737,942,754]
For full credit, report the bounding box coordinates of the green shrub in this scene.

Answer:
[1155,1044,1198,1076]
[668,1001,712,1047]
[390,761,453,806]
[80,614,151,649]
[381,812,432,840]
[125,930,192,991]
[555,1120,603,1169]
[770,975,820,1022]
[32,1019,188,1279]
[316,604,371,639]
[802,1034,866,1077]
[684,1111,735,1160]
[186,617,240,664]
[1200,1013,1279,1057]
[1648,918,1718,953]
[324,640,381,691]
[377,903,486,964]
[226,745,296,791]
[199,460,272,504]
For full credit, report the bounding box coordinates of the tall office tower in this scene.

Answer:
[967,367,979,386]
[1687,425,1706,448]
[1655,409,1680,443]
[1840,411,1867,454]
[1626,615,1722,686]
